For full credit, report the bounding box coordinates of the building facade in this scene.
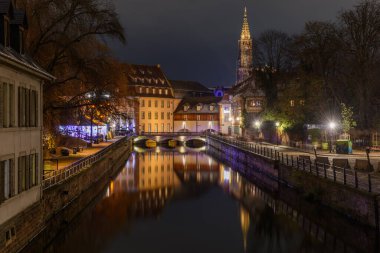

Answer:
[126,64,179,134]
[0,0,54,249]
[173,96,221,133]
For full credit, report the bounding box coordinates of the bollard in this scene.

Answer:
[355,171,358,188]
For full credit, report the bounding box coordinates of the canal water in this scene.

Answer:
[24,147,373,253]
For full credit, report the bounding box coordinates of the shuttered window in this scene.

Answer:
[0,158,15,203]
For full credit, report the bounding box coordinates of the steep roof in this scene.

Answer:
[0,0,12,14]
[127,64,171,88]
[0,44,54,80]
[175,96,222,114]
[170,80,211,93]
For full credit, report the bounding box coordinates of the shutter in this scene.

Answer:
[35,153,39,184]
[9,84,14,127]
[25,155,30,190]
[0,161,5,203]
[18,156,22,193]
[0,83,3,127]
[10,159,15,197]
[18,87,21,127]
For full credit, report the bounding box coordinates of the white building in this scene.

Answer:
[0,0,54,237]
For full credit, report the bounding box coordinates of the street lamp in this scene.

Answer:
[275,122,280,145]
[254,121,261,140]
[328,121,336,153]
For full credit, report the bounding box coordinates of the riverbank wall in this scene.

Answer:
[0,137,132,253]
[207,136,380,230]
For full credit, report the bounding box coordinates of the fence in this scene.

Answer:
[43,135,132,190]
[207,134,376,194]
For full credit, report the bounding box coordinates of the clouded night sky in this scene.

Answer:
[110,0,357,87]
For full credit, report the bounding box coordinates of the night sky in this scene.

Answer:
[110,0,358,87]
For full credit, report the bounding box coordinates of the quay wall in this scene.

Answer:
[0,138,132,253]
[207,136,380,229]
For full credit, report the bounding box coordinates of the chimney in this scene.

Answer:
[10,9,27,54]
[0,0,13,47]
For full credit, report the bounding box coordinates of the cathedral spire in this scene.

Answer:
[241,7,251,40]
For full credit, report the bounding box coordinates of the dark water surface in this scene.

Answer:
[24,148,371,253]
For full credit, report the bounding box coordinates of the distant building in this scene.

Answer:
[218,89,234,135]
[126,64,177,134]
[170,80,213,99]
[231,7,266,137]
[173,96,221,132]
[0,1,54,250]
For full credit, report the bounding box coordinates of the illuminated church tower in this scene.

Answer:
[236,7,253,84]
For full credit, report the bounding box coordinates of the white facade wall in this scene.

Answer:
[0,63,43,224]
[173,120,219,133]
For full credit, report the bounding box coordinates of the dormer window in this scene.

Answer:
[210,104,215,111]
[4,16,10,47]
[196,103,203,111]
[165,89,168,95]
[184,104,190,112]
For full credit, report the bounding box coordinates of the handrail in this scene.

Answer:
[42,135,133,190]
[207,133,377,194]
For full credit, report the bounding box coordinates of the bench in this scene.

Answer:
[354,159,373,172]
[316,156,330,165]
[332,159,350,169]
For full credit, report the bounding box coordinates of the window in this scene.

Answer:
[18,86,38,127]
[141,112,145,119]
[159,89,162,95]
[153,88,156,94]
[148,100,151,107]
[4,17,10,47]
[167,112,171,120]
[184,104,190,112]
[0,157,15,203]
[148,124,152,132]
[155,112,158,120]
[290,100,295,107]
[167,101,170,108]
[141,100,145,107]
[146,87,149,93]
[161,123,165,132]
[141,124,145,132]
[0,82,15,128]
[167,123,170,132]
[155,100,158,107]
[155,123,158,132]
[210,104,215,111]
[196,104,203,111]
[197,115,201,121]
[165,89,168,95]
[300,100,305,106]
[161,100,164,108]
[17,153,38,194]
[148,112,151,120]
[139,87,142,93]
[161,112,164,120]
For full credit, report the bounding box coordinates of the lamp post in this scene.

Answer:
[328,122,336,153]
[275,122,280,145]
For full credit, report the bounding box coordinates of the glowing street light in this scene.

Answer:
[275,122,280,127]
[275,122,280,145]
[254,121,261,128]
[329,122,336,130]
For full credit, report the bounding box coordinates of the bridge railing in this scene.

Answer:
[42,135,133,190]
[207,134,376,194]
[139,131,206,136]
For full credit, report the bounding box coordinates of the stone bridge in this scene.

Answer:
[134,132,207,145]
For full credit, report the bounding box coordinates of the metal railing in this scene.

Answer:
[42,135,132,190]
[207,134,377,194]
[139,131,206,137]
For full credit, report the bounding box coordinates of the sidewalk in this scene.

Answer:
[44,137,122,171]
[258,141,380,171]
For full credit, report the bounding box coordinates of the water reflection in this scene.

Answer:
[24,148,368,253]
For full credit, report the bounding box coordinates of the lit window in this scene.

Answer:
[153,88,155,94]
[159,89,162,94]
[184,104,190,112]
[196,104,203,111]
[210,104,215,111]
[146,87,149,93]
[165,89,168,95]
[300,100,305,106]
[139,87,142,93]
[290,100,295,107]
